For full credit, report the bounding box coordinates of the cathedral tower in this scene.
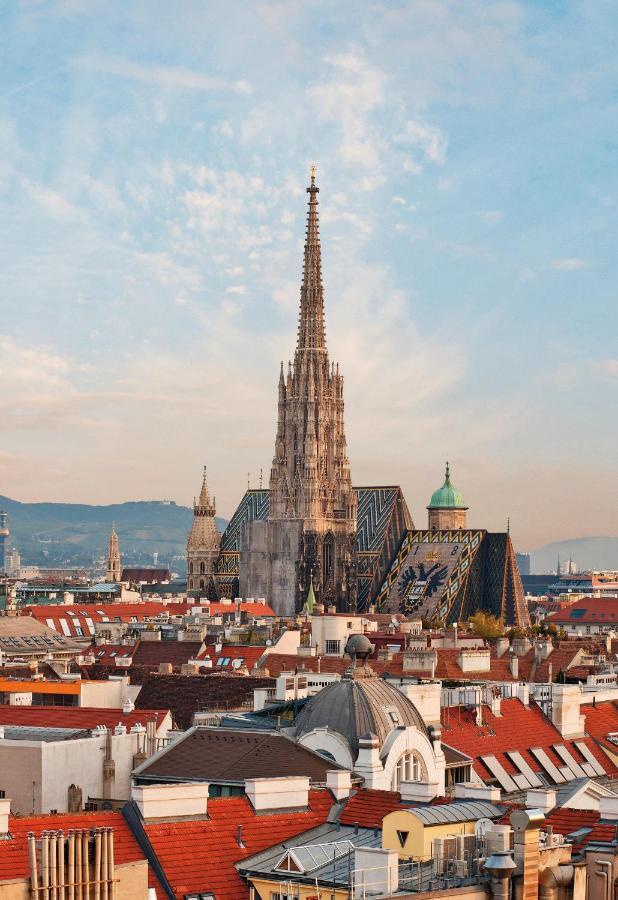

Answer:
[267,167,357,615]
[187,467,221,596]
[427,463,468,531]
[106,525,121,582]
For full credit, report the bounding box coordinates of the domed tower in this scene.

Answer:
[187,467,221,595]
[106,524,121,582]
[427,462,468,531]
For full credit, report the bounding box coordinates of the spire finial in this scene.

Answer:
[259,467,263,489]
[445,461,450,481]
[507,516,510,535]
[310,163,317,186]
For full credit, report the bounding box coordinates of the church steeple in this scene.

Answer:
[265,167,358,615]
[187,466,221,596]
[106,524,121,583]
[296,165,326,353]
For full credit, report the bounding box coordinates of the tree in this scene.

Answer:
[469,611,504,639]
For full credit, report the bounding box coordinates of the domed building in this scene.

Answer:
[293,655,446,795]
[427,462,468,531]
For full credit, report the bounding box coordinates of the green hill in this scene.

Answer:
[0,496,228,571]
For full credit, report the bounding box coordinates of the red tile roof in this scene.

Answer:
[0,811,146,883]
[547,597,618,625]
[440,698,618,782]
[144,789,333,900]
[196,644,267,670]
[0,705,170,731]
[543,808,617,852]
[581,701,618,753]
[88,643,137,664]
[24,602,191,637]
[196,601,276,617]
[339,789,406,828]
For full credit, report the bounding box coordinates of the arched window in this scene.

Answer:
[392,752,425,790]
[200,579,205,589]
[189,562,193,574]
[200,561,205,574]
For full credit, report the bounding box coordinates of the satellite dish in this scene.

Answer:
[266,639,272,646]
[475,818,493,838]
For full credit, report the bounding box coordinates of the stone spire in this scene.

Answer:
[296,164,326,353]
[266,167,357,615]
[187,466,221,596]
[106,524,121,583]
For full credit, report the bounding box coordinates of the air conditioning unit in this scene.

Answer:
[451,859,468,878]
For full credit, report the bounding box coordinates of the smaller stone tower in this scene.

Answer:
[427,463,468,531]
[0,512,9,575]
[106,524,121,582]
[187,467,221,595]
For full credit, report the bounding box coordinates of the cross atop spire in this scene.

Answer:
[297,164,326,352]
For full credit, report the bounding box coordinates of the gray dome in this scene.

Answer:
[295,671,428,758]
[345,634,374,657]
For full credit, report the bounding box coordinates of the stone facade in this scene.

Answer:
[245,169,357,616]
[105,526,121,583]
[187,467,221,596]
[428,506,468,531]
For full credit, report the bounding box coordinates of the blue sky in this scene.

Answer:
[0,0,616,550]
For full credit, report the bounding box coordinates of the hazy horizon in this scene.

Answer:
[1,1,616,550]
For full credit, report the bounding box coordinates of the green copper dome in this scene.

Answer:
[427,463,467,509]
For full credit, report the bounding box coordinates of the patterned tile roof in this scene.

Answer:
[144,789,333,900]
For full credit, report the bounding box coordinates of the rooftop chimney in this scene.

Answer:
[0,799,9,835]
[244,776,310,812]
[131,782,209,821]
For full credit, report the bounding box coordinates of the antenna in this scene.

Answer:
[259,467,263,489]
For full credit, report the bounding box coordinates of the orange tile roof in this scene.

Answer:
[440,698,618,781]
[581,701,618,752]
[0,705,169,731]
[339,789,405,828]
[547,597,618,625]
[0,811,147,883]
[144,789,333,900]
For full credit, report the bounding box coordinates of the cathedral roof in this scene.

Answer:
[294,667,428,757]
[427,463,467,510]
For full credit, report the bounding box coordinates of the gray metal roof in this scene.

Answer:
[237,823,381,885]
[405,800,504,826]
[294,672,427,756]
[1,725,89,742]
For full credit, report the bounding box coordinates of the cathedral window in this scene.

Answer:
[200,562,205,574]
[189,563,193,574]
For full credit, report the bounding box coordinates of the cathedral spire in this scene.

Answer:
[297,164,326,353]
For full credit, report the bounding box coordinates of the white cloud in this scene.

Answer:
[22,179,82,220]
[551,258,588,271]
[397,118,448,166]
[308,53,386,171]
[225,285,246,295]
[76,55,252,95]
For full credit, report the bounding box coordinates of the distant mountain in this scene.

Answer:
[0,496,228,571]
[529,536,618,574]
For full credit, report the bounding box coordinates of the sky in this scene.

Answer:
[0,0,616,551]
